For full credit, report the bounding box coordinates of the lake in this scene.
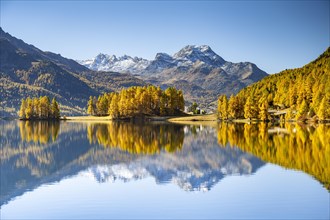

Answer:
[0,120,329,219]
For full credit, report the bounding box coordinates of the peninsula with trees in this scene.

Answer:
[19,96,60,120]
[87,85,185,119]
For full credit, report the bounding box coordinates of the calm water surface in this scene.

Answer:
[0,120,329,219]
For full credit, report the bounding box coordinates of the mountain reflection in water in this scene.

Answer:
[0,120,329,207]
[84,122,263,191]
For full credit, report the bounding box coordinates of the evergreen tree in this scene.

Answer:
[259,100,269,121]
[87,96,96,115]
[51,98,60,119]
[96,95,108,116]
[296,99,309,120]
[289,84,297,107]
[228,95,244,119]
[108,94,119,118]
[25,97,33,119]
[19,98,27,119]
[160,93,166,116]
[311,85,324,113]
[165,87,175,115]
[40,96,51,119]
[317,97,329,120]
[222,96,229,119]
[228,95,236,118]
[218,95,229,120]
[244,97,255,120]
[33,97,40,118]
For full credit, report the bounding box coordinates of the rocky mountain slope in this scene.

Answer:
[0,28,145,116]
[79,45,268,109]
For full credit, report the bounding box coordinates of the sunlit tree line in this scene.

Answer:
[19,121,60,144]
[218,47,330,121]
[87,85,185,118]
[87,122,184,154]
[19,96,60,120]
[217,122,330,190]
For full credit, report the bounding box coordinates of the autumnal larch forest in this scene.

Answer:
[19,96,60,120]
[86,85,185,118]
[217,47,330,122]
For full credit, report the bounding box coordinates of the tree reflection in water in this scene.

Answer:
[14,121,329,190]
[19,121,60,144]
[87,122,185,154]
[217,122,330,190]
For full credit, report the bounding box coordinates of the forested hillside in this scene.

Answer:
[217,47,330,121]
[0,28,145,117]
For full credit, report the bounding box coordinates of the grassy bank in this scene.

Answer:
[62,115,112,121]
[167,114,217,122]
[166,114,217,126]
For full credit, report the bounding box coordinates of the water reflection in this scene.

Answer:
[87,122,184,154]
[0,120,265,206]
[1,120,329,208]
[19,121,60,144]
[84,123,264,191]
[217,122,330,190]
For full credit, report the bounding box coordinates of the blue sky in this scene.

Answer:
[1,0,329,73]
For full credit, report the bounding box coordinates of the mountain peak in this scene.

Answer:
[180,45,211,51]
[155,52,173,61]
[95,53,108,59]
[174,45,213,56]
[173,45,225,66]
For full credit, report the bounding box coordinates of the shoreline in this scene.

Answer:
[61,114,218,123]
[4,114,330,125]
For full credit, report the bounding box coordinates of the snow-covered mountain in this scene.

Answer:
[78,45,260,76]
[79,53,150,74]
[78,45,226,74]
[78,45,268,110]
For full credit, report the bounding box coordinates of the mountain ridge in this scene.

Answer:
[78,45,268,108]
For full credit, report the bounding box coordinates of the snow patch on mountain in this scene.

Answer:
[77,45,264,81]
[77,45,228,74]
[78,53,150,74]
